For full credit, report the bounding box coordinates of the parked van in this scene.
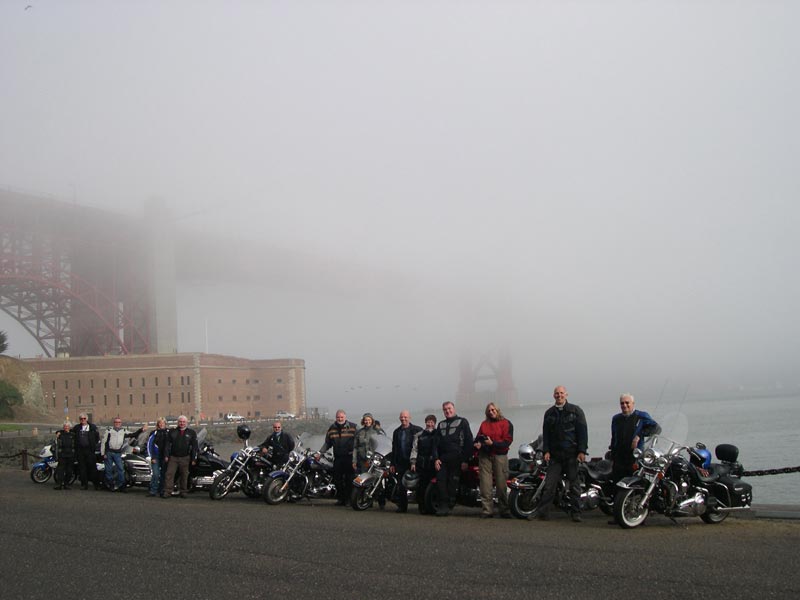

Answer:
[226,413,244,422]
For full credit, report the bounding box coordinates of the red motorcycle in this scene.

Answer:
[423,450,522,514]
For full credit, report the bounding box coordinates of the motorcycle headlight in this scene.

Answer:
[656,456,669,469]
[632,448,643,460]
[642,449,657,466]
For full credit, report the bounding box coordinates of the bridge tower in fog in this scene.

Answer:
[456,350,518,411]
[0,189,177,357]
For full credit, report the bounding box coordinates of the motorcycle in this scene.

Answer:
[263,435,337,505]
[613,435,752,528]
[30,443,63,484]
[423,449,522,514]
[100,430,152,489]
[508,436,616,519]
[350,436,403,510]
[187,428,229,491]
[208,424,275,500]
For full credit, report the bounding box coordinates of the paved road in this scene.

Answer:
[2,470,798,600]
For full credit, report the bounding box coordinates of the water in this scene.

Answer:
[363,394,798,505]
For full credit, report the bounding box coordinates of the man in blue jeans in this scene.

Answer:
[101,418,144,492]
[147,418,169,497]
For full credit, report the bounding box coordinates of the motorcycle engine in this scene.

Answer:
[582,486,601,510]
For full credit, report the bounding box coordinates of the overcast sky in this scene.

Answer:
[1,1,798,412]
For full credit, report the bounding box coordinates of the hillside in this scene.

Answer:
[0,356,53,423]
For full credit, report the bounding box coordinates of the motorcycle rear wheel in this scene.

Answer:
[264,477,289,505]
[700,508,728,524]
[209,472,233,500]
[614,488,649,528]
[351,486,374,511]
[30,466,52,484]
[509,486,541,519]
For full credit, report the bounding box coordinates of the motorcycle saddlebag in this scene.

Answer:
[715,444,739,463]
[719,476,752,507]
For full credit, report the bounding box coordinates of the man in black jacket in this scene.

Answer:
[73,413,100,490]
[391,410,422,513]
[163,415,199,498]
[317,410,357,505]
[53,422,75,490]
[261,421,295,466]
[534,386,588,522]
[432,401,473,517]
[410,414,438,513]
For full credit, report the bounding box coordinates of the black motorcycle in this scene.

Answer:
[209,426,274,500]
[508,436,616,519]
[613,435,752,528]
[350,436,402,510]
[263,435,337,505]
[187,428,229,491]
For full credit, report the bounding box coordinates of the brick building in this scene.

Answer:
[25,353,306,425]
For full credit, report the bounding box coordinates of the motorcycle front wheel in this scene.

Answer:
[351,486,374,511]
[614,488,649,528]
[30,466,52,484]
[424,482,443,514]
[263,477,289,505]
[509,486,542,519]
[209,472,233,500]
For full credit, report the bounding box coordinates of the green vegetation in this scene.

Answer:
[0,379,23,419]
[0,330,7,355]
[0,423,23,432]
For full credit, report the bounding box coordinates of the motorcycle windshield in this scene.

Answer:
[197,428,208,449]
[370,435,392,458]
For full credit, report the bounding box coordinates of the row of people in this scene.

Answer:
[52,387,656,521]
[52,414,200,497]
[314,386,655,520]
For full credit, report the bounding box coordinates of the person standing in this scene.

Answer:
[260,421,295,466]
[533,386,588,522]
[100,418,145,492]
[74,413,100,490]
[609,393,658,482]
[53,422,75,490]
[410,414,438,513]
[432,401,473,517]
[474,402,514,518]
[317,410,357,506]
[147,418,169,497]
[353,413,380,473]
[163,415,198,498]
[391,410,422,513]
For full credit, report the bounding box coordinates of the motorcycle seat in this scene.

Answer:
[582,459,613,479]
[693,466,719,484]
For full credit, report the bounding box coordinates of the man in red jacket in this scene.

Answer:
[474,402,514,518]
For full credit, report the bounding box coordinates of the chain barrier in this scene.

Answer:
[742,466,800,476]
[0,451,27,459]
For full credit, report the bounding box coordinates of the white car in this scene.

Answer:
[275,411,296,420]
[226,413,245,422]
